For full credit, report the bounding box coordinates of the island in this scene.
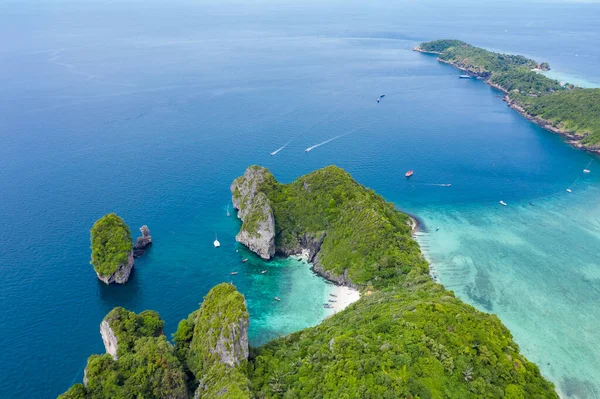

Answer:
[415,40,600,153]
[61,166,557,398]
[90,214,134,284]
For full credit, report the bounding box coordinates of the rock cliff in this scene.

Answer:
[100,320,119,360]
[95,251,134,285]
[181,283,250,398]
[133,225,152,258]
[230,166,275,259]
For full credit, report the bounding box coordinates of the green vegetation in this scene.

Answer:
[61,167,557,398]
[90,214,133,277]
[59,309,187,399]
[75,337,187,399]
[176,283,250,398]
[238,165,427,289]
[518,88,600,146]
[418,39,600,148]
[104,307,164,357]
[249,287,555,399]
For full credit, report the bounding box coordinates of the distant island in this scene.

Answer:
[415,40,600,153]
[62,166,557,398]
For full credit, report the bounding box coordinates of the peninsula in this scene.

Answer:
[61,166,557,398]
[415,40,600,153]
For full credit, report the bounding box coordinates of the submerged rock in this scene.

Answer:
[230,166,275,259]
[133,225,152,258]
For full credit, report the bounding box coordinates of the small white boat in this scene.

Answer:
[584,169,591,173]
[230,271,238,276]
[566,188,572,193]
[261,270,267,274]
[274,296,281,301]
[213,234,221,248]
[499,201,507,206]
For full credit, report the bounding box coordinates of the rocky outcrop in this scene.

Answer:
[230,166,276,259]
[96,251,134,285]
[133,225,152,258]
[100,320,119,360]
[185,283,250,398]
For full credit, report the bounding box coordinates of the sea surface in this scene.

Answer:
[1,0,600,397]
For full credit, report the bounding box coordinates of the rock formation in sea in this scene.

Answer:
[133,225,152,258]
[230,166,276,259]
[95,251,134,285]
[90,213,135,285]
[175,283,250,398]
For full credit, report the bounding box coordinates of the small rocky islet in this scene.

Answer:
[61,166,558,398]
[90,213,152,285]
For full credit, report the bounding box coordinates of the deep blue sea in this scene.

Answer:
[1,0,600,397]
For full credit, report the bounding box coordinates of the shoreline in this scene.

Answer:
[413,47,600,155]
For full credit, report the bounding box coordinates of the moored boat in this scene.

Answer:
[405,170,414,178]
[274,296,281,301]
[213,234,220,248]
[499,201,507,206]
[584,169,591,173]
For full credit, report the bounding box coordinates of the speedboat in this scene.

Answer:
[566,188,572,193]
[261,270,267,274]
[274,296,281,301]
[499,201,507,206]
[230,272,238,276]
[584,169,591,173]
[241,258,248,263]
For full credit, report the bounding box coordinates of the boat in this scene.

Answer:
[405,170,414,178]
[261,270,267,274]
[499,201,507,206]
[567,188,572,193]
[274,296,281,301]
[529,202,535,206]
[230,271,238,276]
[379,94,386,98]
[584,169,591,173]
[459,74,472,79]
[213,234,220,248]
[323,303,333,309]
[241,258,248,263]
[376,98,380,103]
[329,294,337,297]
[328,299,337,303]
[436,226,440,231]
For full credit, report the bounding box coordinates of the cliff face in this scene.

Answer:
[100,320,119,360]
[95,251,134,284]
[230,166,275,259]
[182,283,250,398]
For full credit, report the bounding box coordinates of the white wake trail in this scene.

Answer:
[270,141,291,156]
[305,132,351,152]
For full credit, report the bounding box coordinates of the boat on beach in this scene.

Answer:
[405,170,414,178]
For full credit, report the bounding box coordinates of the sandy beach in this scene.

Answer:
[324,284,360,314]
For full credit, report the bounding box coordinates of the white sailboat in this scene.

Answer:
[213,234,221,248]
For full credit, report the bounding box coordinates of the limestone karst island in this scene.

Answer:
[4,2,600,398]
[61,166,558,398]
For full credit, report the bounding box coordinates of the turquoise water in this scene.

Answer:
[2,0,600,397]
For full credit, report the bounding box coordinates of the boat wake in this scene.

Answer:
[305,132,350,152]
[416,183,452,187]
[270,141,291,156]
